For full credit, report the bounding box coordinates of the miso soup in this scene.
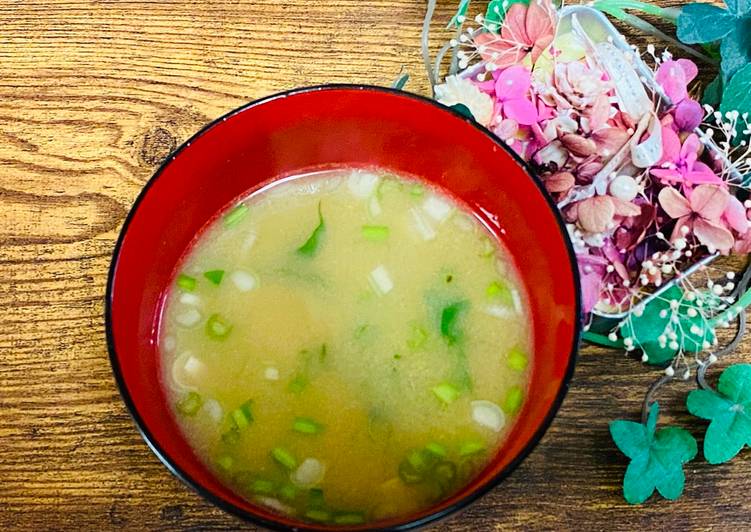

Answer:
[159,168,531,525]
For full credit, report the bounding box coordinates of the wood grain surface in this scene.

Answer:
[1,0,749,530]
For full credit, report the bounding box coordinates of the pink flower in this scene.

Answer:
[650,127,723,187]
[655,59,703,132]
[473,0,556,69]
[656,59,697,104]
[574,194,641,234]
[658,185,734,252]
[493,66,538,125]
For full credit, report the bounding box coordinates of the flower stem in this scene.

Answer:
[422,0,438,95]
[709,285,751,328]
[592,0,672,20]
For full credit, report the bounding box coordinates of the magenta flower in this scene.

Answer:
[493,66,539,126]
[655,59,703,132]
[650,127,723,187]
[658,185,734,252]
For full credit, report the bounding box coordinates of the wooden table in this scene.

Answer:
[2,0,748,529]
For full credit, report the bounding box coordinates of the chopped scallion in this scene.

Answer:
[407,323,428,350]
[308,487,325,508]
[305,509,331,522]
[377,178,401,199]
[206,313,232,340]
[503,385,524,414]
[432,382,460,405]
[217,454,234,471]
[176,391,202,416]
[250,479,276,495]
[230,400,253,430]
[440,300,469,345]
[297,201,325,257]
[278,484,298,502]
[458,441,485,457]
[425,442,448,458]
[486,280,513,306]
[410,184,425,197]
[333,512,366,525]
[288,373,308,394]
[271,447,297,470]
[507,347,529,371]
[361,225,390,242]
[480,237,495,257]
[223,203,249,228]
[293,417,323,435]
[203,269,225,285]
[433,460,457,492]
[176,273,197,292]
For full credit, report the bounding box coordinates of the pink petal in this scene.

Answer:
[476,79,496,94]
[735,231,751,254]
[655,60,688,103]
[684,169,724,186]
[494,118,519,140]
[659,126,682,164]
[536,99,555,120]
[578,196,615,233]
[495,66,532,101]
[502,4,530,45]
[591,127,630,156]
[651,168,683,185]
[473,33,518,65]
[503,97,539,125]
[677,58,698,84]
[680,133,701,168]
[689,184,729,220]
[658,187,692,218]
[670,217,692,242]
[694,218,734,252]
[723,195,749,233]
[588,95,611,131]
[611,197,641,217]
[674,99,703,132]
[579,269,604,313]
[525,0,556,46]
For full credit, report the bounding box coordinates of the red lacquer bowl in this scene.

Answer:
[106,85,581,530]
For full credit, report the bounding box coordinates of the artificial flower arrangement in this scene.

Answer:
[418,0,751,504]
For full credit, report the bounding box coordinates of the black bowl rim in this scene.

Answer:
[105,83,582,531]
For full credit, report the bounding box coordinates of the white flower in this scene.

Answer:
[435,75,494,126]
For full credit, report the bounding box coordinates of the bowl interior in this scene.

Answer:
[107,86,580,530]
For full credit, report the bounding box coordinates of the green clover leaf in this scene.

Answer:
[687,364,751,464]
[677,3,736,44]
[719,63,751,144]
[619,286,716,365]
[610,403,698,504]
[678,1,751,81]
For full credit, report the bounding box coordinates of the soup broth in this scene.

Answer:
[160,168,531,525]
